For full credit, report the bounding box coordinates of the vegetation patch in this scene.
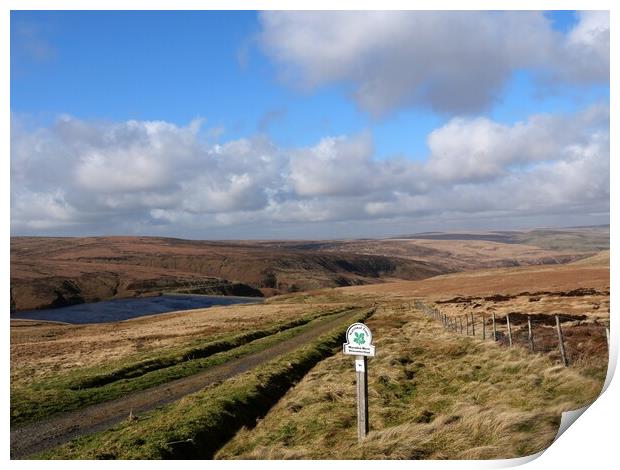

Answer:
[11,306,356,426]
[216,302,604,459]
[68,306,352,389]
[37,308,374,459]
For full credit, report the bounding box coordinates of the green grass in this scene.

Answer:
[216,302,605,459]
[36,308,375,459]
[11,306,357,426]
[67,305,351,390]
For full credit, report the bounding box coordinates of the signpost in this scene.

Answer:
[343,322,375,442]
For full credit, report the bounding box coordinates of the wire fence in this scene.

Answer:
[414,300,609,368]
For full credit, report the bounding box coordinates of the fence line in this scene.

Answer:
[414,300,609,368]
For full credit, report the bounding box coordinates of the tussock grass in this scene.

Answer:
[217,302,604,459]
[68,305,351,389]
[37,308,374,459]
[11,306,355,426]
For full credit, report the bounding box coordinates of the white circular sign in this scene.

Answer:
[346,323,373,348]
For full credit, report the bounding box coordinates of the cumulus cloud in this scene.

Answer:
[10,105,609,237]
[425,104,609,183]
[258,11,609,116]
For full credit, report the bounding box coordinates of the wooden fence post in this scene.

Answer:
[527,315,534,352]
[482,315,486,340]
[466,315,470,335]
[460,316,463,334]
[556,315,568,367]
[506,314,513,347]
[492,312,497,341]
[470,313,475,337]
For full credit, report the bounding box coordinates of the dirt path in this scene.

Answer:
[10,309,363,459]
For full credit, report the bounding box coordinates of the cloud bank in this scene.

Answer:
[11,104,609,238]
[258,11,609,116]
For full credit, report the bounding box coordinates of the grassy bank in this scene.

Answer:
[37,307,375,459]
[11,306,358,426]
[217,301,605,459]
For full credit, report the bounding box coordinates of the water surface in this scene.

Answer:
[10,294,263,324]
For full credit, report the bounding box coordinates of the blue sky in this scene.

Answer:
[10,11,610,238]
[11,11,607,159]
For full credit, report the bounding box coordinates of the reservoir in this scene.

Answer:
[10,294,263,324]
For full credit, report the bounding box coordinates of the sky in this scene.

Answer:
[10,10,610,239]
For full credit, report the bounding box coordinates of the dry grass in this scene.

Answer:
[10,301,347,387]
[337,263,609,302]
[217,301,604,459]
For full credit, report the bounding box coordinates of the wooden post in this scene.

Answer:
[492,312,497,341]
[506,314,513,347]
[460,316,463,334]
[470,313,475,337]
[527,315,534,352]
[556,315,568,367]
[465,315,470,335]
[355,356,369,441]
[482,315,486,340]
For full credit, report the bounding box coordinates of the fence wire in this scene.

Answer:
[415,301,609,368]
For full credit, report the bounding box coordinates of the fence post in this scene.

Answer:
[556,315,568,367]
[460,316,463,334]
[506,314,513,347]
[465,315,470,335]
[482,315,486,340]
[527,315,534,352]
[492,312,497,341]
[470,313,475,337]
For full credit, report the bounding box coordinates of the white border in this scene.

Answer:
[3,1,616,468]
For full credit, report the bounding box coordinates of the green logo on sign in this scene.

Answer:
[353,332,366,345]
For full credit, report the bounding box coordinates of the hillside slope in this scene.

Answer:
[10,236,443,310]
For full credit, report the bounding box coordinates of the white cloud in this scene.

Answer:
[10,105,609,237]
[258,11,609,116]
[289,132,376,197]
[425,104,608,183]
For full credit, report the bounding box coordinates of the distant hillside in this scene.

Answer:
[11,227,602,311]
[569,250,610,266]
[10,236,444,311]
[392,225,609,252]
